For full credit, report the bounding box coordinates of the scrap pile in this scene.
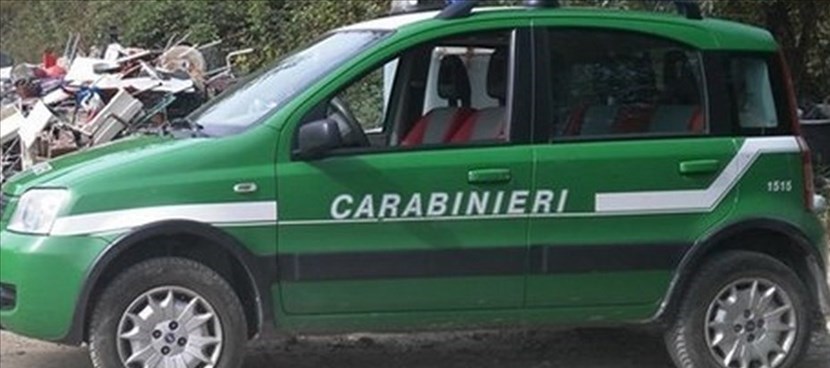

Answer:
[0,35,252,183]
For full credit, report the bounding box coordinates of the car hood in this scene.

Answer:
[2,135,203,196]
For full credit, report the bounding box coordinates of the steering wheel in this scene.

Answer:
[328,96,369,148]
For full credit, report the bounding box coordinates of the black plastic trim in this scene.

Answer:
[703,52,734,136]
[655,218,826,322]
[57,220,276,345]
[510,28,534,144]
[278,243,689,282]
[0,283,16,311]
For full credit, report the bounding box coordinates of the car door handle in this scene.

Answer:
[679,159,720,175]
[468,168,512,184]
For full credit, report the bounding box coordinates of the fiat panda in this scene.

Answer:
[1,1,828,368]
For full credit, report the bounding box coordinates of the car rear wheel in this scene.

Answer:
[665,251,812,368]
[89,257,247,368]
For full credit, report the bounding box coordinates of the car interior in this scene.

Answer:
[547,29,706,139]
[302,30,512,152]
[302,28,706,155]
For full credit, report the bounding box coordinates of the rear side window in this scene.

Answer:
[723,54,791,135]
[729,58,777,128]
[542,28,706,140]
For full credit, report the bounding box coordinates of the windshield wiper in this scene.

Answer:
[163,117,210,138]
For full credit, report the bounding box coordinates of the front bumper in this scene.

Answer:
[0,230,108,341]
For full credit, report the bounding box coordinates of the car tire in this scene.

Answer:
[88,257,247,368]
[665,251,812,368]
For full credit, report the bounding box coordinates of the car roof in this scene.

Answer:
[339,6,777,52]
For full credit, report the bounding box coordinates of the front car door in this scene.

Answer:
[276,26,535,315]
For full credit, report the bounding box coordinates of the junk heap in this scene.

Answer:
[0,34,253,183]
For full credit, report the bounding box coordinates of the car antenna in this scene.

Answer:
[435,0,480,20]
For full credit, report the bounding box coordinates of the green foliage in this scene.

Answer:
[0,0,827,98]
[339,65,387,130]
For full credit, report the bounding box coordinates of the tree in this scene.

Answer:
[0,0,827,98]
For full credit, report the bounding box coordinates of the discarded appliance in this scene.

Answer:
[0,34,254,183]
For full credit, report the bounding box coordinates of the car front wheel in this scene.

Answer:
[89,257,247,368]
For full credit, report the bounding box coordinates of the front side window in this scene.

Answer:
[333,59,398,134]
[544,29,706,140]
[189,31,389,136]
[295,30,515,155]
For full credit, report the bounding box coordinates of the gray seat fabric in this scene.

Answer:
[580,105,619,136]
[450,48,508,143]
[650,105,699,133]
[417,108,468,143]
[402,55,473,145]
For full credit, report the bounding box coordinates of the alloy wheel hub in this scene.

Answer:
[116,286,223,368]
[705,278,797,368]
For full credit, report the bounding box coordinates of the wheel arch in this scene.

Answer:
[61,220,276,345]
[655,217,826,324]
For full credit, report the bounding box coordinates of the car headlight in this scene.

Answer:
[8,189,70,235]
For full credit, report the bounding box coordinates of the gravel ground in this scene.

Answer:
[1,325,828,368]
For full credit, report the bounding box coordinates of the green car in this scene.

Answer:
[2,1,829,367]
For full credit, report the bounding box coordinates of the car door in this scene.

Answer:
[276,28,535,314]
[526,27,738,308]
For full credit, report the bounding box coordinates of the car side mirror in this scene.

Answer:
[295,118,343,160]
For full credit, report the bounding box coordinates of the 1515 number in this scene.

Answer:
[767,180,793,192]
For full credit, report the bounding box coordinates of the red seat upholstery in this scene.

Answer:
[449,48,508,143]
[402,108,474,145]
[402,55,474,146]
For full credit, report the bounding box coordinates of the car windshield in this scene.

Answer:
[189,31,390,136]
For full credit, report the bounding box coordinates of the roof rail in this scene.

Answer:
[425,0,703,21]
[672,0,703,20]
[435,0,480,20]
[525,0,561,8]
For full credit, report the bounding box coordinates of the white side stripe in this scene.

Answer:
[51,201,277,236]
[594,137,800,213]
[46,138,798,234]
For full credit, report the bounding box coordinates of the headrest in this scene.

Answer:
[663,50,690,85]
[487,47,508,103]
[438,55,471,107]
[662,50,700,104]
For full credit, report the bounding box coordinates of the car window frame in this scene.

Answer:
[532,26,714,145]
[713,51,795,136]
[289,26,534,161]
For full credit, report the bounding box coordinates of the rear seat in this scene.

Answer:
[649,105,703,134]
[564,104,703,136]
[402,55,474,146]
[560,50,705,137]
[650,50,705,134]
[581,105,619,136]
[449,48,508,143]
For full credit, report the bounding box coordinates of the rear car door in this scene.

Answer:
[276,27,535,314]
[526,26,738,308]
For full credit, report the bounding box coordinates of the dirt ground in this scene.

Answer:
[1,326,828,368]
[3,256,829,368]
